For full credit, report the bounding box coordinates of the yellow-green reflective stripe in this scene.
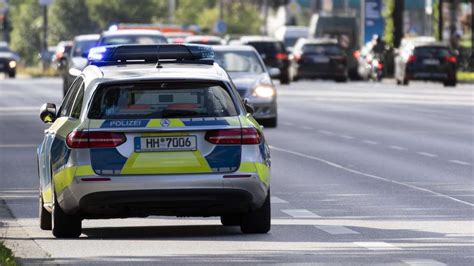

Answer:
[53,167,76,193]
[225,117,241,126]
[120,150,212,174]
[147,119,185,128]
[42,185,52,204]
[75,165,95,176]
[255,162,270,186]
[238,162,257,172]
[89,119,105,128]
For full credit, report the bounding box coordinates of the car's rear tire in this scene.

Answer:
[280,71,290,85]
[39,195,52,230]
[443,80,456,87]
[240,191,271,234]
[52,192,81,238]
[221,214,241,226]
[402,78,409,86]
[8,71,16,78]
[335,77,348,83]
[259,117,277,128]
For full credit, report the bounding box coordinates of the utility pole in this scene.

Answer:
[393,0,404,48]
[262,0,269,35]
[438,0,443,41]
[167,0,175,24]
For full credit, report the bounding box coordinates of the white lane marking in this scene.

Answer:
[314,225,360,235]
[271,196,289,204]
[362,140,378,145]
[389,145,407,150]
[416,152,438,158]
[301,126,313,130]
[339,135,354,139]
[354,242,401,250]
[449,160,472,166]
[281,122,294,126]
[401,259,446,266]
[270,146,474,207]
[282,209,320,218]
[0,144,38,148]
[317,130,334,135]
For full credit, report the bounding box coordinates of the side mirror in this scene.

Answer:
[243,98,254,114]
[268,68,281,78]
[39,103,57,124]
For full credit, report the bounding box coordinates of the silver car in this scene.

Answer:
[213,45,278,127]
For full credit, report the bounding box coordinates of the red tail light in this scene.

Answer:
[66,131,126,148]
[294,53,301,62]
[353,50,361,60]
[407,55,417,63]
[275,52,288,60]
[445,56,457,63]
[205,128,261,145]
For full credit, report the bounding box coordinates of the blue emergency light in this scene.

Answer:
[87,44,215,66]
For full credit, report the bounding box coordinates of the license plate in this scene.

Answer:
[135,136,197,152]
[423,59,440,65]
[312,56,330,63]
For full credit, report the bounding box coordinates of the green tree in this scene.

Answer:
[175,0,215,26]
[382,0,395,47]
[85,0,165,30]
[9,0,42,64]
[48,0,98,44]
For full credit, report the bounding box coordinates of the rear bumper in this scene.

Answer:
[59,172,269,218]
[252,101,277,119]
[78,189,254,218]
[296,64,347,79]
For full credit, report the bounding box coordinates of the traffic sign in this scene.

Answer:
[38,0,53,7]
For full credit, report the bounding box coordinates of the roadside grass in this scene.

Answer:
[16,65,59,78]
[457,71,474,82]
[0,241,17,266]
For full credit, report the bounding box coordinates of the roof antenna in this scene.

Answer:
[155,45,162,68]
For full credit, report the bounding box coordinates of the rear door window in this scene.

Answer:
[414,47,450,58]
[88,82,239,119]
[302,44,342,55]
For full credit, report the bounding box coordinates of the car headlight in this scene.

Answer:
[253,85,275,98]
[68,68,82,77]
[8,61,17,69]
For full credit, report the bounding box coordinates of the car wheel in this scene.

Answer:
[52,191,81,238]
[221,214,241,226]
[39,194,52,230]
[396,78,401,85]
[335,77,348,83]
[259,117,277,128]
[8,71,16,78]
[402,78,409,86]
[240,191,271,234]
[280,71,290,85]
[443,80,457,87]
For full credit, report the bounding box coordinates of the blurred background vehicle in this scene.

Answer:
[308,14,360,79]
[185,35,223,45]
[273,26,309,52]
[164,32,194,44]
[394,42,457,87]
[96,29,168,46]
[357,36,389,81]
[289,38,348,82]
[0,42,19,78]
[236,36,291,85]
[213,45,278,127]
[62,34,100,95]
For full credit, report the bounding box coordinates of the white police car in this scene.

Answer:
[37,44,271,238]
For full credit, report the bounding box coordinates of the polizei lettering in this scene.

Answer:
[102,120,149,128]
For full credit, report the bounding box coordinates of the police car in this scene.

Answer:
[37,44,271,238]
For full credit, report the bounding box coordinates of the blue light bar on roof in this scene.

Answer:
[87,44,215,66]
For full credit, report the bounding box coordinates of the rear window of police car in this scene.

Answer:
[88,82,239,119]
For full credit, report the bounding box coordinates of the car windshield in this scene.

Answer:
[0,46,10,52]
[214,50,265,74]
[72,39,98,57]
[88,82,238,119]
[302,44,342,55]
[100,35,167,46]
[414,47,450,57]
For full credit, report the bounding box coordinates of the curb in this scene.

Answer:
[0,199,56,265]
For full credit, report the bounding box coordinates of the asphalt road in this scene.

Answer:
[0,77,473,265]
